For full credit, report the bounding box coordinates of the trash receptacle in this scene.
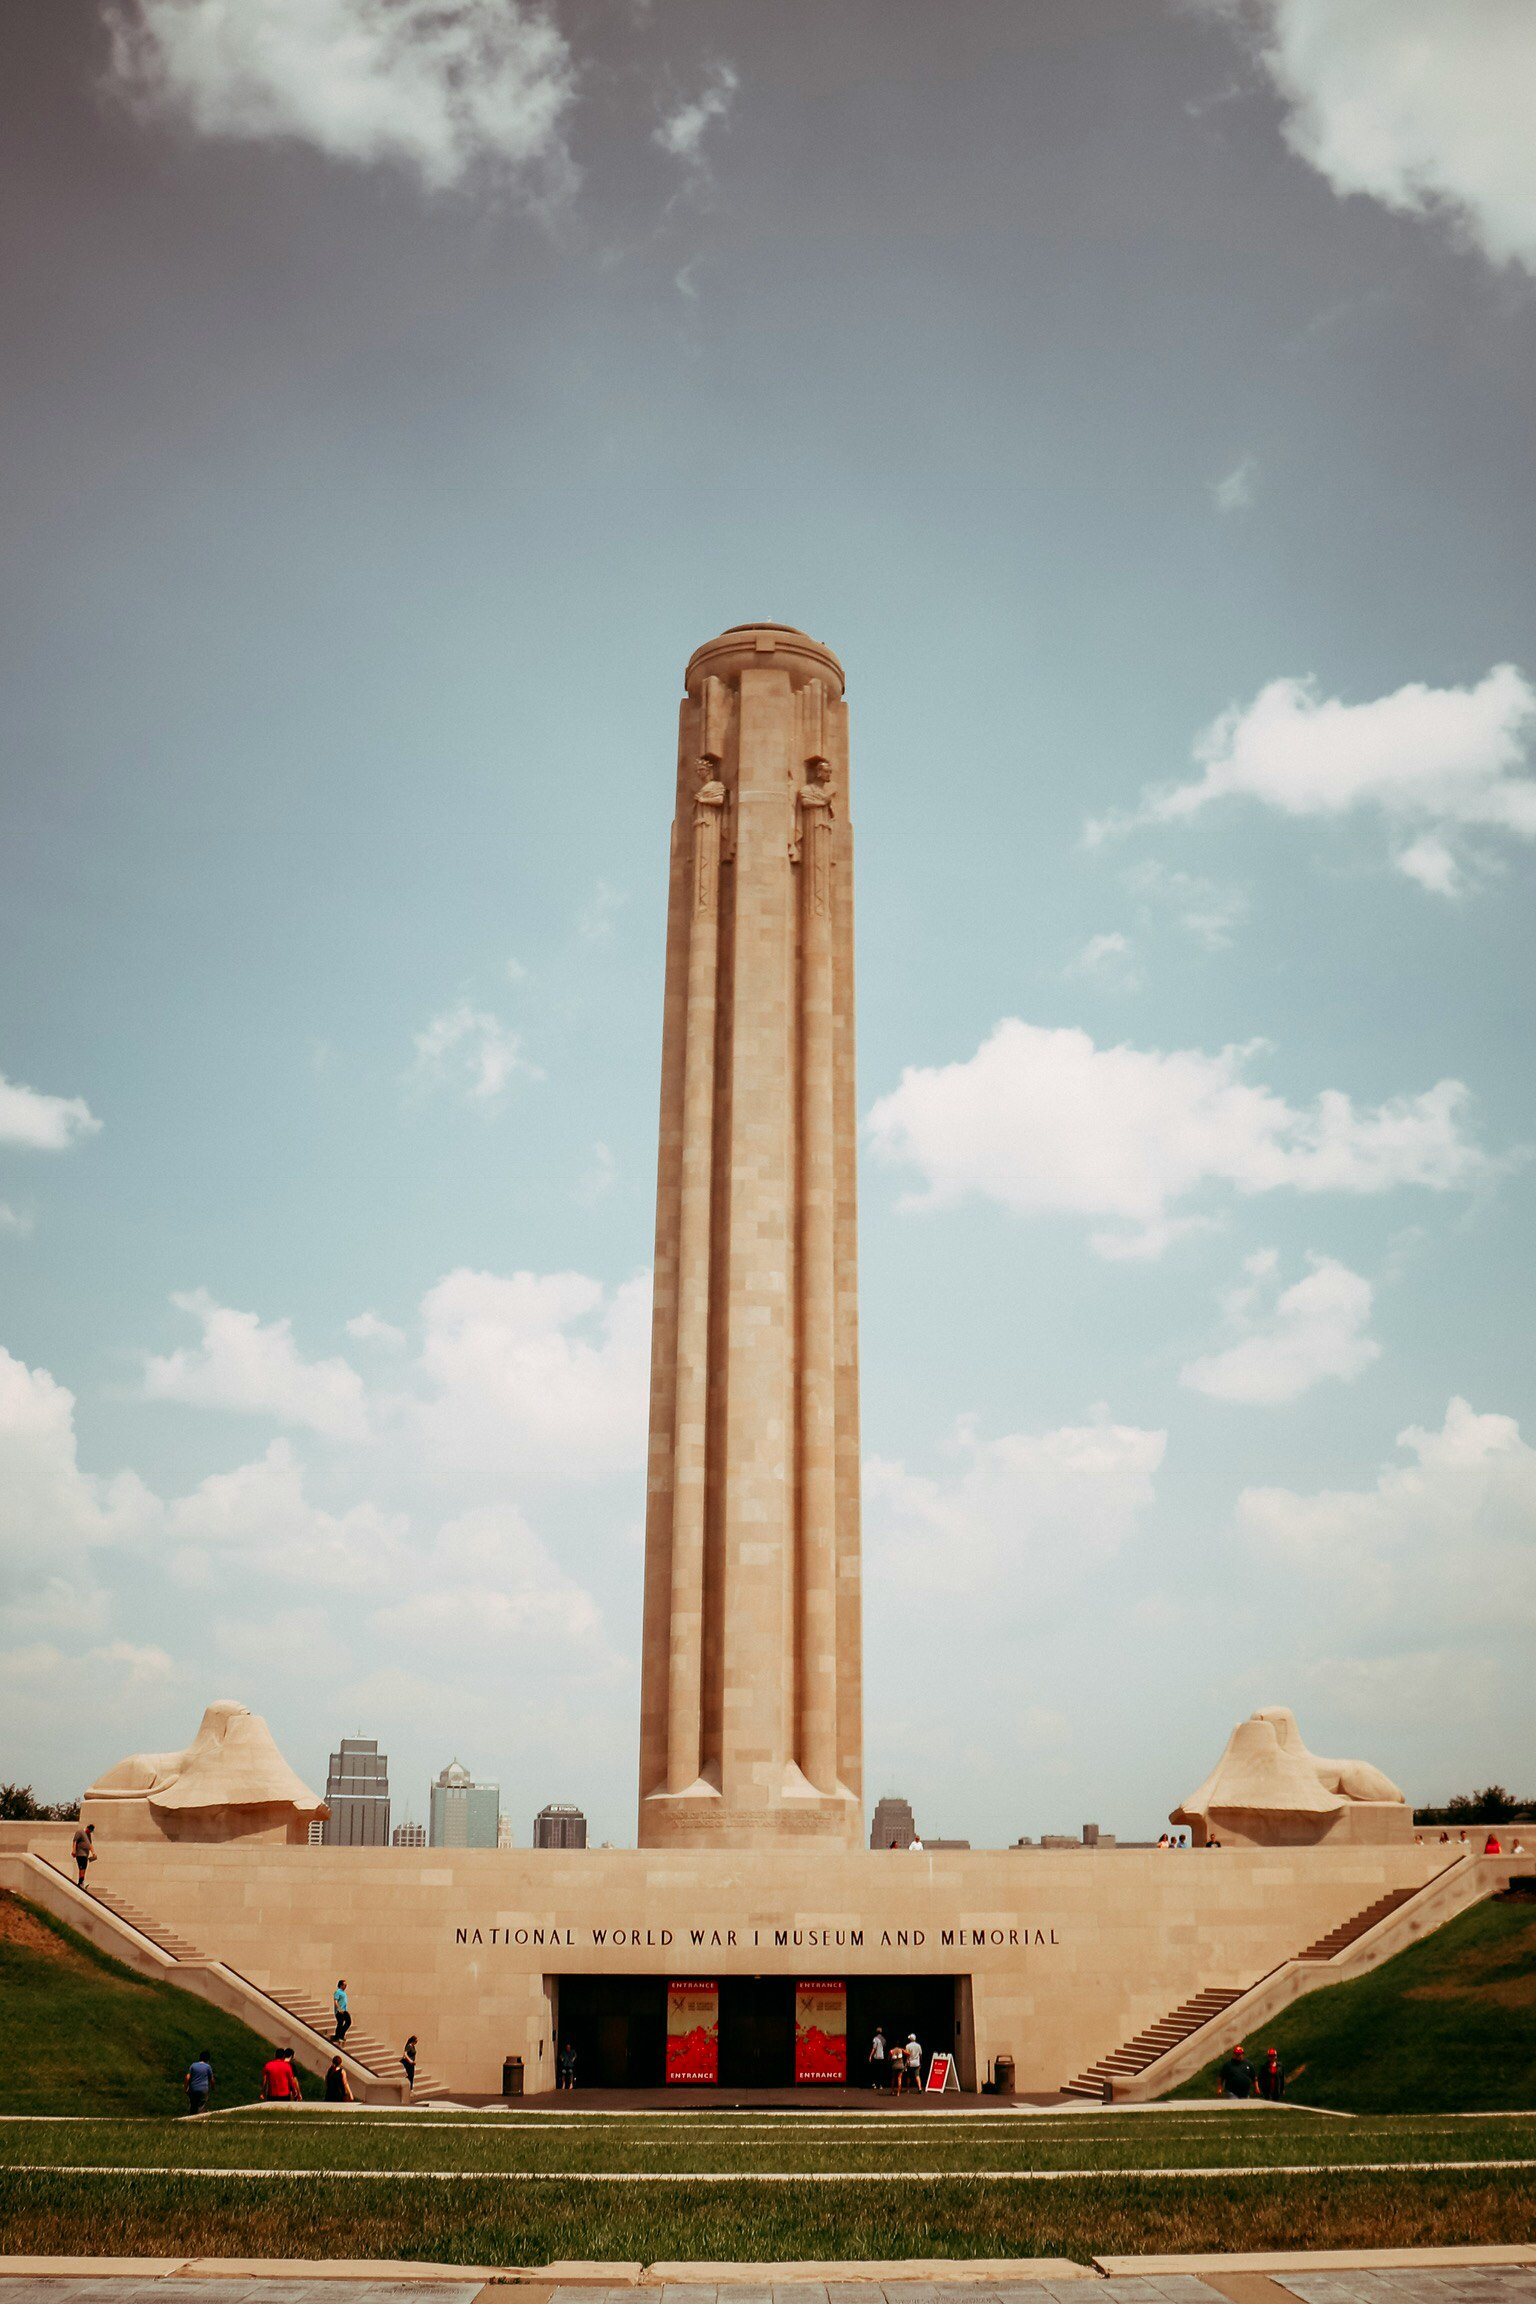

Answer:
[502,2056,523,2097]
[993,2054,1014,2095]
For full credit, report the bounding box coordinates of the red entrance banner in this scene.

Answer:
[794,1978,847,2083]
[665,1980,719,2083]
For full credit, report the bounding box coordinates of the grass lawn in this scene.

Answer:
[1173,1892,1536,2113]
[7,1881,1536,2264]
[0,1890,283,2117]
[1,2110,1534,2262]
[1,2107,1534,2173]
[1,2163,1533,2264]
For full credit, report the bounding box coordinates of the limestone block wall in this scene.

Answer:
[51,1838,1449,2096]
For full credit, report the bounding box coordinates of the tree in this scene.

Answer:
[0,1782,81,1822]
[1414,1785,1535,1825]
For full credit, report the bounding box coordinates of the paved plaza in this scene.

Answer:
[5,2273,1536,2304]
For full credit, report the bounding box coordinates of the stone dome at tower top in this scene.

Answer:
[438,1759,472,1788]
[685,622,844,698]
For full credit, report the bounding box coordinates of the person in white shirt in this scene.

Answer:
[906,2033,923,2091]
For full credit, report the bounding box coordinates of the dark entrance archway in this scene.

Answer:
[553,1974,962,2090]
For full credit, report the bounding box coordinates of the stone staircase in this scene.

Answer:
[26,1858,419,2102]
[1061,1877,1457,2102]
[255,1983,444,2099]
[1296,1886,1417,1959]
[86,1883,209,1964]
[1061,1985,1245,2099]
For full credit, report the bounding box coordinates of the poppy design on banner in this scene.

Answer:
[794,1978,847,2082]
[665,1979,719,2083]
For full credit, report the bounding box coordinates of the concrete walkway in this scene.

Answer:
[3,2260,1536,2302]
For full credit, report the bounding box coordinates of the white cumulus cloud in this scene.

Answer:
[1064,931,1141,990]
[0,1072,101,1150]
[866,1414,1166,1612]
[1220,0,1536,277]
[144,1289,371,1439]
[1181,1248,1380,1404]
[410,1000,533,1104]
[0,1256,647,1811]
[104,0,578,202]
[1212,454,1258,512]
[167,1437,406,1586]
[1122,859,1248,950]
[370,1503,613,1667]
[0,1346,156,1597]
[654,61,739,167]
[410,1265,651,1482]
[1239,1396,1536,1642]
[1101,663,1536,893]
[866,1020,1487,1259]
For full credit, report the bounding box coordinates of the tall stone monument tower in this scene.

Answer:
[638,624,862,1850]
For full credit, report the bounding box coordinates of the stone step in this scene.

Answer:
[1297,1887,1416,1959]
[86,1889,207,1962]
[1064,1985,1244,2094]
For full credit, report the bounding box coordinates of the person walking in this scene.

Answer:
[1216,2043,1256,2098]
[401,2035,418,2092]
[1257,2047,1285,2101]
[260,2049,296,2103]
[71,1822,95,1889]
[184,2051,214,2115]
[868,2026,888,2090]
[324,2056,353,2102]
[905,2032,924,2094]
[332,1979,352,2044]
[557,2040,577,2091]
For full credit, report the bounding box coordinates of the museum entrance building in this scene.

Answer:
[556,1972,962,2089]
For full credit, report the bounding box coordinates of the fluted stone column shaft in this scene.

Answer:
[638,624,861,1851]
[797,780,839,1796]
[665,777,724,1794]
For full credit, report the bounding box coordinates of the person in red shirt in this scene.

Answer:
[1484,1833,1503,1856]
[261,2051,297,2102]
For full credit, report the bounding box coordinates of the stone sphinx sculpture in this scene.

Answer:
[1171,1705,1411,1848]
[82,1699,327,1845]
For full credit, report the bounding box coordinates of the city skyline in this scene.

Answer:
[2,2,1534,1847]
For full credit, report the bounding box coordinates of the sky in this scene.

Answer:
[2,0,1534,1849]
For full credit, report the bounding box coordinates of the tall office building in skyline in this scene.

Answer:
[869,1794,917,1850]
[429,1759,499,1849]
[322,1736,390,1847]
[533,1802,588,1849]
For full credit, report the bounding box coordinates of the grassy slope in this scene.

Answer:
[1173,1892,1536,2112]
[0,1892,284,2116]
